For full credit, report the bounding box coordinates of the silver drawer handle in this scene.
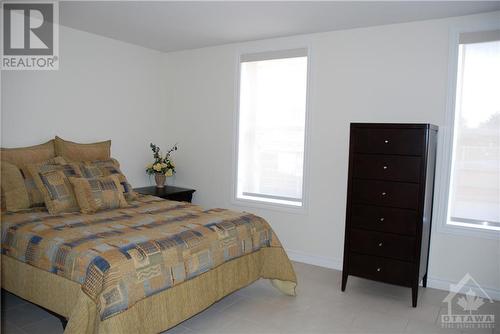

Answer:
[376,268,381,272]
[384,140,389,144]
[383,165,388,170]
[381,192,387,196]
[379,217,385,222]
[378,242,383,247]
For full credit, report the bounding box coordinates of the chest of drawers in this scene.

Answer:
[341,123,438,307]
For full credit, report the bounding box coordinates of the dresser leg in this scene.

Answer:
[412,286,418,307]
[341,272,348,291]
[422,274,428,288]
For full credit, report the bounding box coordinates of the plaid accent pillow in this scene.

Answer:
[28,163,82,214]
[69,175,129,214]
[78,159,137,200]
[21,156,67,207]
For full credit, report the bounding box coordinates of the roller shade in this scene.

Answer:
[240,48,308,63]
[459,30,500,44]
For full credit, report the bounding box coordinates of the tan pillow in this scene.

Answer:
[29,163,82,214]
[55,136,111,162]
[1,140,55,168]
[69,175,128,214]
[1,189,6,211]
[1,161,30,211]
[78,159,137,200]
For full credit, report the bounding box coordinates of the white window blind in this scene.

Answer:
[236,48,308,207]
[448,31,500,231]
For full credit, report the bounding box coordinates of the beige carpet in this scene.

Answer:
[2,262,498,334]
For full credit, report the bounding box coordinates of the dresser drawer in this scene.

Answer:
[350,229,415,261]
[352,179,420,209]
[348,253,414,286]
[352,128,425,156]
[351,205,417,236]
[352,154,421,183]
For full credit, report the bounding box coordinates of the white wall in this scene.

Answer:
[1,25,167,187]
[163,12,500,296]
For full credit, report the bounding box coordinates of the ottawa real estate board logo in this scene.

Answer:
[441,273,496,330]
[1,1,59,70]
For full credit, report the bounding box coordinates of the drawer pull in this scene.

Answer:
[378,242,383,247]
[381,192,387,196]
[384,139,389,144]
[376,267,381,272]
[379,217,385,222]
[383,165,388,170]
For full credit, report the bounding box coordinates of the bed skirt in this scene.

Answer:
[1,247,297,334]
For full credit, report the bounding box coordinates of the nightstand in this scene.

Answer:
[134,186,196,203]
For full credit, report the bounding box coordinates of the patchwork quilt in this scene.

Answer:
[1,195,278,320]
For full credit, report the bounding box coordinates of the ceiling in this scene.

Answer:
[60,1,500,53]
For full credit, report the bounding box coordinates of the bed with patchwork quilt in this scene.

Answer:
[1,195,297,333]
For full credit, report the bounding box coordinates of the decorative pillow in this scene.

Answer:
[28,163,82,214]
[21,156,67,207]
[78,159,137,200]
[1,140,55,167]
[1,161,30,211]
[1,157,66,211]
[55,136,111,162]
[69,175,129,214]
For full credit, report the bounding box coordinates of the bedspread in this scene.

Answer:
[1,195,279,320]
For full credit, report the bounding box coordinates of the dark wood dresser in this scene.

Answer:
[341,123,438,307]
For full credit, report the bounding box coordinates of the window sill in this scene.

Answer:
[437,220,500,240]
[231,196,308,215]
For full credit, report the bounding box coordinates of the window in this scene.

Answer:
[447,30,500,231]
[236,49,308,207]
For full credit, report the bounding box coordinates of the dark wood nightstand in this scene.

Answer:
[134,186,196,203]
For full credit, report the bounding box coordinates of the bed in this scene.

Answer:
[0,138,297,334]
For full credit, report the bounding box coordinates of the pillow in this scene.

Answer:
[55,136,111,162]
[21,156,67,207]
[1,189,6,211]
[1,161,30,211]
[1,140,55,167]
[28,163,82,214]
[1,157,66,211]
[69,175,128,214]
[78,159,137,200]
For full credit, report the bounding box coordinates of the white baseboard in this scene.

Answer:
[284,249,500,301]
[285,249,342,271]
[427,276,500,301]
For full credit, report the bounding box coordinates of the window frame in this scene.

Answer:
[231,45,312,214]
[434,25,500,239]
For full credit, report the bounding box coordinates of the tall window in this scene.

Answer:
[448,31,500,231]
[236,49,308,207]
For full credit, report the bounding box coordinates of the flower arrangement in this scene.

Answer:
[146,143,177,187]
